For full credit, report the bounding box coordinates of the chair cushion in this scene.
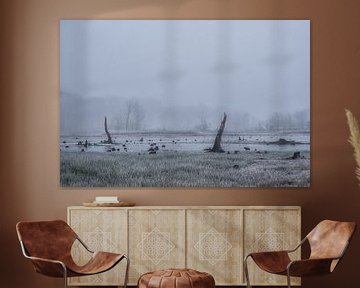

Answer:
[138,268,215,288]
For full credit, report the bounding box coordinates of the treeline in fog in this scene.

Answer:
[61,91,309,136]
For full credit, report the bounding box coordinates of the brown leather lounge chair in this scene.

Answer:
[16,220,129,288]
[244,220,356,288]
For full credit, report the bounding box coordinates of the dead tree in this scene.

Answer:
[104,116,113,144]
[210,113,227,152]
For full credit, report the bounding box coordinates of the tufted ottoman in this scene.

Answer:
[138,268,215,288]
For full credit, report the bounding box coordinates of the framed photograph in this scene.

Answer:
[60,20,310,187]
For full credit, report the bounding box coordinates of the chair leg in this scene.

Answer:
[123,255,130,288]
[62,265,68,288]
[244,255,252,288]
[286,269,291,288]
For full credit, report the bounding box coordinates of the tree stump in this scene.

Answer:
[210,113,227,153]
[104,116,113,144]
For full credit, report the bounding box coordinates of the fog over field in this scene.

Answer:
[60,20,310,187]
[60,20,309,135]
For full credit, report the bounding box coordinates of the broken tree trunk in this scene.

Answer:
[104,116,113,144]
[211,113,227,153]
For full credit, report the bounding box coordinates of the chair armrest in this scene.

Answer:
[287,258,336,277]
[19,240,67,277]
[245,237,306,259]
[286,237,307,253]
[248,250,289,256]
[26,255,65,265]
[76,236,94,253]
[26,255,67,278]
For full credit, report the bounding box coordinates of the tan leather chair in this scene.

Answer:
[16,220,129,288]
[244,220,356,288]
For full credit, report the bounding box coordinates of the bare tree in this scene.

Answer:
[125,100,134,131]
[294,110,308,130]
[265,110,309,132]
[210,113,227,152]
[132,102,145,130]
[197,113,209,131]
[266,112,281,131]
[104,116,113,144]
[124,99,145,131]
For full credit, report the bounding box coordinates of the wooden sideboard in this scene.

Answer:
[67,206,301,286]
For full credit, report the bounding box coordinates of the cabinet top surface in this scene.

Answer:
[68,205,301,210]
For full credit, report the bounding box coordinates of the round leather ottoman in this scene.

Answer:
[138,268,215,288]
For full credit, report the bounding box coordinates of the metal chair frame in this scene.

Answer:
[19,234,129,288]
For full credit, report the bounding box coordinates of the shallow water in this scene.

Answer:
[60,131,310,154]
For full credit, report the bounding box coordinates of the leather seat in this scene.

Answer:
[16,220,129,287]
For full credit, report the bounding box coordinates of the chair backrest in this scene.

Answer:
[307,220,356,261]
[16,220,77,261]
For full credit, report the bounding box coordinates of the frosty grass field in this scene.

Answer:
[60,132,310,187]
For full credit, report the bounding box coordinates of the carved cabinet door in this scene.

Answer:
[68,208,128,286]
[187,209,243,285]
[243,209,301,286]
[128,209,186,284]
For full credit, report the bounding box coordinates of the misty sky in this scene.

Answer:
[60,20,309,134]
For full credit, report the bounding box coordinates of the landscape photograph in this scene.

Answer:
[60,20,310,187]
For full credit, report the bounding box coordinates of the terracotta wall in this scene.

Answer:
[1,0,360,287]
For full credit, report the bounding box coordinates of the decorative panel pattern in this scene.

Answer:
[187,209,242,285]
[128,209,186,284]
[68,208,127,286]
[244,209,301,286]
